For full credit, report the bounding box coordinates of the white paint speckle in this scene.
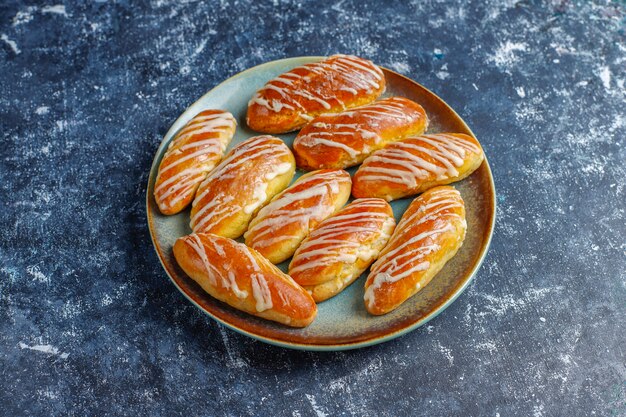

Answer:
[35,106,49,115]
[490,41,527,68]
[476,341,498,354]
[101,294,113,306]
[305,394,328,417]
[477,286,564,318]
[436,63,449,80]
[437,342,454,365]
[217,326,247,369]
[18,342,69,359]
[26,265,50,283]
[1,34,20,54]
[41,143,51,155]
[13,8,35,26]
[56,120,67,131]
[194,39,208,56]
[42,5,68,17]
[597,66,611,90]
[389,61,410,73]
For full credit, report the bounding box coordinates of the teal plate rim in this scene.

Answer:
[146,56,496,351]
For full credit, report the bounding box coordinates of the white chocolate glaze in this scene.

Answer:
[250,273,273,312]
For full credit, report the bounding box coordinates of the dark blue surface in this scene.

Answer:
[1,1,624,416]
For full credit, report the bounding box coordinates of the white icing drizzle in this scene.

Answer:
[266,163,293,180]
[245,170,351,250]
[289,198,393,276]
[154,111,235,210]
[251,273,273,312]
[364,188,465,308]
[294,97,422,164]
[187,234,283,313]
[190,136,292,232]
[356,134,482,188]
[183,234,311,313]
[249,54,384,121]
[244,181,269,214]
[184,234,248,298]
[298,137,359,160]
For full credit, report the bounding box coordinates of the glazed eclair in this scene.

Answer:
[174,233,317,327]
[154,110,236,215]
[245,169,352,264]
[364,186,466,315]
[293,96,428,170]
[190,135,295,238]
[353,133,484,201]
[289,198,396,302]
[247,54,385,133]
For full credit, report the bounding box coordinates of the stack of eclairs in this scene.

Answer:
[153,54,484,327]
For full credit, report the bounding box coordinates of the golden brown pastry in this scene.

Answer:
[364,186,466,315]
[154,110,236,215]
[190,135,295,238]
[246,54,385,133]
[293,96,428,170]
[174,233,317,327]
[244,169,352,264]
[353,133,484,201]
[289,198,396,302]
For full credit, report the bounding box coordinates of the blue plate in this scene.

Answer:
[146,57,496,350]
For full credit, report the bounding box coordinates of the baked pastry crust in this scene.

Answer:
[289,198,396,302]
[245,169,351,264]
[246,54,385,133]
[190,135,295,238]
[293,96,428,170]
[174,233,317,327]
[154,110,236,215]
[364,186,466,315]
[353,133,484,201]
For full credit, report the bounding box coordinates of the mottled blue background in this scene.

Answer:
[1,1,624,416]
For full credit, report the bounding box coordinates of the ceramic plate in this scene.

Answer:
[146,56,496,351]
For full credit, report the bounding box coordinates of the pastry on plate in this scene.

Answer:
[364,186,466,315]
[293,96,428,170]
[247,54,385,133]
[154,110,236,214]
[190,135,295,238]
[245,169,352,264]
[353,133,483,201]
[289,198,396,302]
[174,233,317,327]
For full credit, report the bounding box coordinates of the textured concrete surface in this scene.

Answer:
[1,1,624,416]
